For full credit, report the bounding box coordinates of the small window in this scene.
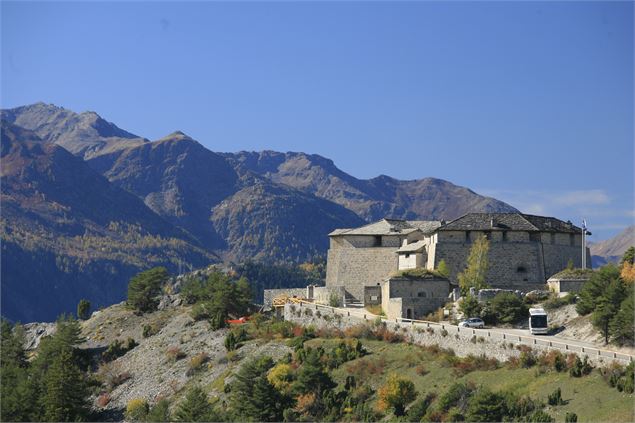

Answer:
[569,234,575,246]
[517,266,527,273]
[551,233,556,244]
[418,292,427,298]
[373,235,381,247]
[529,232,541,242]
[405,253,410,258]
[502,231,508,242]
[484,231,492,240]
[465,231,470,242]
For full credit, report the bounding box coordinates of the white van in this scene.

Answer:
[529,308,548,335]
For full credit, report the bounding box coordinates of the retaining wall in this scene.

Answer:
[283,303,632,366]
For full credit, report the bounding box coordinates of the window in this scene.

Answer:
[551,233,556,244]
[569,234,575,246]
[502,231,508,242]
[465,231,470,242]
[484,231,492,240]
[373,235,381,247]
[517,266,527,273]
[417,292,427,298]
[529,232,541,242]
[405,253,410,258]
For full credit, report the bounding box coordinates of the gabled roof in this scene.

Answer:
[437,213,582,234]
[397,240,426,253]
[329,218,441,237]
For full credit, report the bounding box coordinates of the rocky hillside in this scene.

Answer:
[223,151,518,221]
[1,102,148,159]
[0,121,215,322]
[590,225,635,267]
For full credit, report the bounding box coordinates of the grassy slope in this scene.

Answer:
[306,339,634,423]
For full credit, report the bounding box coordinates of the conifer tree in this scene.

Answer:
[77,299,91,320]
[293,348,336,397]
[43,349,88,422]
[127,267,169,313]
[231,356,288,421]
[457,235,490,295]
[610,292,634,346]
[174,386,215,422]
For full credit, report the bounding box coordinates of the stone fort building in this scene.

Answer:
[326,213,591,304]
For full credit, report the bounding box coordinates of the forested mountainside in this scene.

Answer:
[0,121,215,322]
[2,102,519,321]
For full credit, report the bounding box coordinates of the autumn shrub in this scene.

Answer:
[166,346,186,362]
[125,398,149,421]
[377,373,418,416]
[538,350,567,372]
[187,352,209,374]
[96,393,111,408]
[445,354,499,376]
[415,364,428,376]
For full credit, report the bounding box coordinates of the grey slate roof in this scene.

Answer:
[397,240,427,253]
[329,218,441,236]
[438,213,582,234]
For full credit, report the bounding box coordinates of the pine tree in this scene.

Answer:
[77,299,91,320]
[1,320,35,422]
[576,264,621,315]
[457,235,490,295]
[459,295,482,319]
[293,348,335,397]
[592,297,615,345]
[174,386,215,422]
[231,356,289,421]
[620,246,635,267]
[127,267,169,313]
[43,349,88,422]
[610,292,634,346]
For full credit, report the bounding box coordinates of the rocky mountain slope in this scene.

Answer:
[590,225,635,267]
[1,102,148,159]
[0,121,215,322]
[223,151,518,221]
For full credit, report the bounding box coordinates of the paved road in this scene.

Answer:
[301,301,635,362]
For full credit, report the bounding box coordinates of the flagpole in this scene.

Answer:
[581,220,587,269]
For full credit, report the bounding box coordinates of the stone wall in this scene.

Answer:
[313,286,346,305]
[542,244,590,279]
[363,286,382,305]
[431,242,544,289]
[326,245,398,301]
[381,277,449,320]
[547,278,588,294]
[263,288,309,307]
[283,303,629,366]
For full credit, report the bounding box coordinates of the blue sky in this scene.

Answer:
[2,1,633,241]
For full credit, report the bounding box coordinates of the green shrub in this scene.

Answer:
[102,338,138,362]
[569,356,592,377]
[565,412,578,422]
[329,292,342,307]
[142,323,158,338]
[489,293,528,324]
[547,387,563,406]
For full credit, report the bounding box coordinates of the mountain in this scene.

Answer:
[210,176,365,262]
[0,102,148,159]
[87,131,239,250]
[590,225,635,267]
[222,151,518,221]
[0,121,216,322]
[87,132,365,262]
